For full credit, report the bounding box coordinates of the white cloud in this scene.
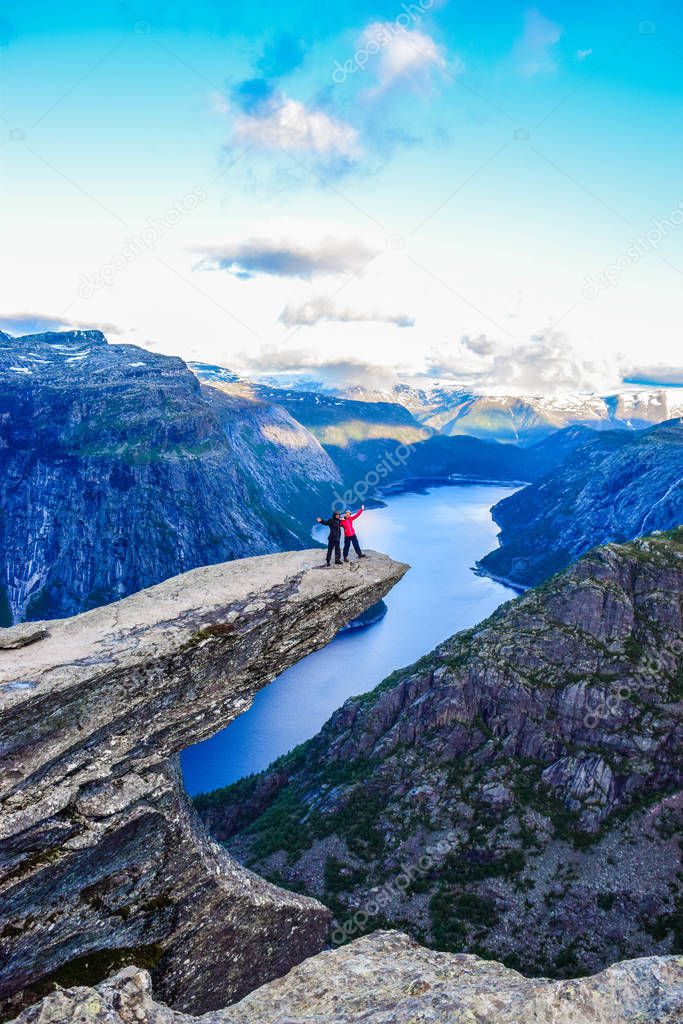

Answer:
[623,363,683,386]
[514,9,563,76]
[576,48,592,61]
[0,312,124,336]
[233,95,361,160]
[360,22,449,92]
[280,296,414,328]
[427,331,622,397]
[237,345,402,390]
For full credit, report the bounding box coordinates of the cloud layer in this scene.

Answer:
[194,237,376,279]
[238,345,401,390]
[233,95,361,160]
[360,22,448,93]
[624,364,683,387]
[0,313,123,337]
[428,331,622,396]
[514,8,562,76]
[279,296,414,328]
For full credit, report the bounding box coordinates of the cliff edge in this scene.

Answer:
[0,550,407,1019]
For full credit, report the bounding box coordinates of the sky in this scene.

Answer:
[1,0,683,395]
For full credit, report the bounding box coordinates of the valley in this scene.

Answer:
[1,330,682,1024]
[197,529,683,979]
[181,482,518,794]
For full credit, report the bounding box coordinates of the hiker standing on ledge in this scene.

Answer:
[316,511,343,566]
[341,506,366,561]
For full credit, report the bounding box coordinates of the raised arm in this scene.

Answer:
[350,506,364,521]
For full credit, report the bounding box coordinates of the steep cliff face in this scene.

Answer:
[10,932,683,1024]
[196,376,563,497]
[0,331,340,624]
[0,549,407,1019]
[479,419,683,587]
[200,530,683,978]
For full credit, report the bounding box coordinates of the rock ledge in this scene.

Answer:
[0,550,407,1019]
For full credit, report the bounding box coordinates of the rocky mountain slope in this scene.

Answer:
[192,372,566,496]
[0,331,341,624]
[198,529,683,979]
[191,365,683,445]
[11,932,683,1024]
[0,549,407,1019]
[479,418,683,588]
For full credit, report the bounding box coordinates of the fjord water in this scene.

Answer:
[181,484,518,795]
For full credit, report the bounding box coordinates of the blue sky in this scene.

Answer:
[1,0,682,392]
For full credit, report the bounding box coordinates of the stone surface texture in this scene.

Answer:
[10,932,683,1024]
[0,549,407,1019]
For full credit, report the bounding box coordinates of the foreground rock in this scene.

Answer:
[0,624,48,649]
[202,530,683,978]
[11,931,683,1024]
[0,550,407,1019]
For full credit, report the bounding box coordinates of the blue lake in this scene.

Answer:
[181,483,518,795]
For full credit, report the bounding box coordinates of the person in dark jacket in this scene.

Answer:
[316,511,343,566]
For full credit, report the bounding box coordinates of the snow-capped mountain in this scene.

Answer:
[389,383,683,446]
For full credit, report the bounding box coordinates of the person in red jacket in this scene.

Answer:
[341,506,366,561]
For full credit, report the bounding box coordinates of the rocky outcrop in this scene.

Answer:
[0,549,407,1019]
[201,530,683,977]
[479,418,683,587]
[0,331,341,624]
[10,932,683,1024]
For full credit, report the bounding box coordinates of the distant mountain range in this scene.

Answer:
[392,384,683,446]
[2,336,680,624]
[191,370,569,496]
[0,334,557,624]
[190,362,683,447]
[0,332,340,624]
[478,419,683,588]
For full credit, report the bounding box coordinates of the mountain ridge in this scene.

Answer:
[0,331,340,623]
[479,418,683,588]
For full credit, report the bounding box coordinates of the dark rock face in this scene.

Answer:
[0,549,407,1019]
[200,530,683,978]
[479,419,683,588]
[0,331,341,624]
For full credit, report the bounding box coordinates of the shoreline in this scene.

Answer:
[473,561,528,593]
[377,474,528,498]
